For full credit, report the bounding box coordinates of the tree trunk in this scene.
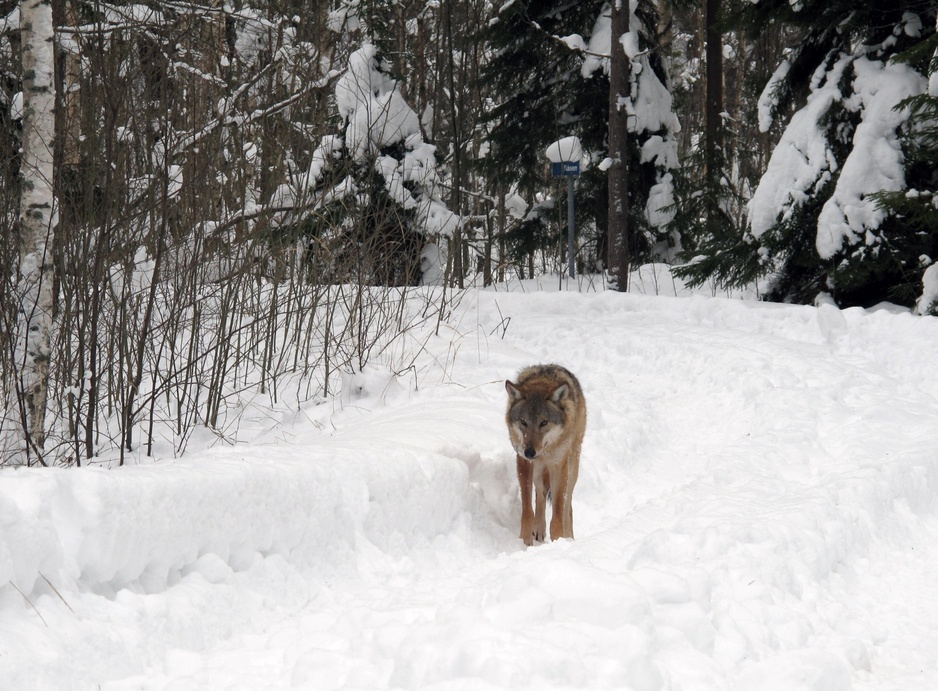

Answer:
[443,0,465,288]
[18,0,57,461]
[705,0,723,190]
[56,0,80,170]
[607,0,630,291]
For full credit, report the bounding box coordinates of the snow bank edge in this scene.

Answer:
[0,445,471,598]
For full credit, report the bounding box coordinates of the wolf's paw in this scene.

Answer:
[522,528,545,546]
[532,518,548,543]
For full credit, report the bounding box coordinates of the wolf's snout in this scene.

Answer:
[524,447,536,459]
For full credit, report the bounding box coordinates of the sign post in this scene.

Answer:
[546,138,582,280]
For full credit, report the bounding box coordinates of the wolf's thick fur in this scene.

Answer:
[505,364,586,545]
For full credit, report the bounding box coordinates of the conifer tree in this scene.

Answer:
[697,0,938,307]
[872,22,938,312]
[478,0,679,278]
[477,0,606,273]
[271,42,458,285]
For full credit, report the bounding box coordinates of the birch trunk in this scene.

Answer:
[18,0,57,458]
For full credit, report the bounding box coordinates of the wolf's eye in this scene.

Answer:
[520,419,528,428]
[539,420,548,428]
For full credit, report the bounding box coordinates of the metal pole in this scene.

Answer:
[567,175,575,279]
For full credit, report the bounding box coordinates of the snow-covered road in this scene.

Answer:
[3,285,938,689]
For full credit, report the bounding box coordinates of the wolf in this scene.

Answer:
[505,364,586,545]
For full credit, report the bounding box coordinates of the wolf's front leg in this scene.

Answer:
[517,455,536,545]
[549,461,570,540]
[533,466,548,542]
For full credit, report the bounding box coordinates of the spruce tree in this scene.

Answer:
[272,42,458,286]
[478,0,605,271]
[478,0,679,276]
[871,25,938,312]
[706,0,938,307]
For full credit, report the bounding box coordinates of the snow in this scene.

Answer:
[579,0,681,137]
[645,172,675,229]
[108,247,156,298]
[335,44,419,158]
[326,2,360,34]
[748,54,927,260]
[641,134,678,170]
[815,58,926,259]
[270,43,456,238]
[748,54,851,241]
[757,58,791,133]
[901,11,923,38]
[0,5,19,34]
[545,136,583,164]
[917,263,938,314]
[621,30,641,61]
[579,1,678,234]
[232,8,270,66]
[504,192,528,219]
[628,62,680,138]
[419,243,444,286]
[9,91,22,121]
[101,3,163,26]
[581,8,610,79]
[559,34,587,52]
[4,273,938,689]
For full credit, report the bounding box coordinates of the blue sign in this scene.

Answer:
[551,161,580,177]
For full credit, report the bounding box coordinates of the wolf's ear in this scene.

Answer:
[506,380,523,401]
[550,383,568,402]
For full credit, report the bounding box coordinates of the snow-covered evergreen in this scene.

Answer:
[738,1,938,307]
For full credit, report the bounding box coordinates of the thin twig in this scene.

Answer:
[8,580,48,627]
[40,573,75,614]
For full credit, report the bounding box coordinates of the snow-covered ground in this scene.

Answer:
[3,273,938,690]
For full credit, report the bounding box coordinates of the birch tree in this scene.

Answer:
[17,0,56,459]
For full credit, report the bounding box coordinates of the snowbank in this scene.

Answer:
[0,444,469,601]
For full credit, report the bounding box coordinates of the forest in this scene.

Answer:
[1,0,937,466]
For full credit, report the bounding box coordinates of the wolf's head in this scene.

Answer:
[505,379,569,460]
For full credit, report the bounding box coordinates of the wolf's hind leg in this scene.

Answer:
[564,444,581,539]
